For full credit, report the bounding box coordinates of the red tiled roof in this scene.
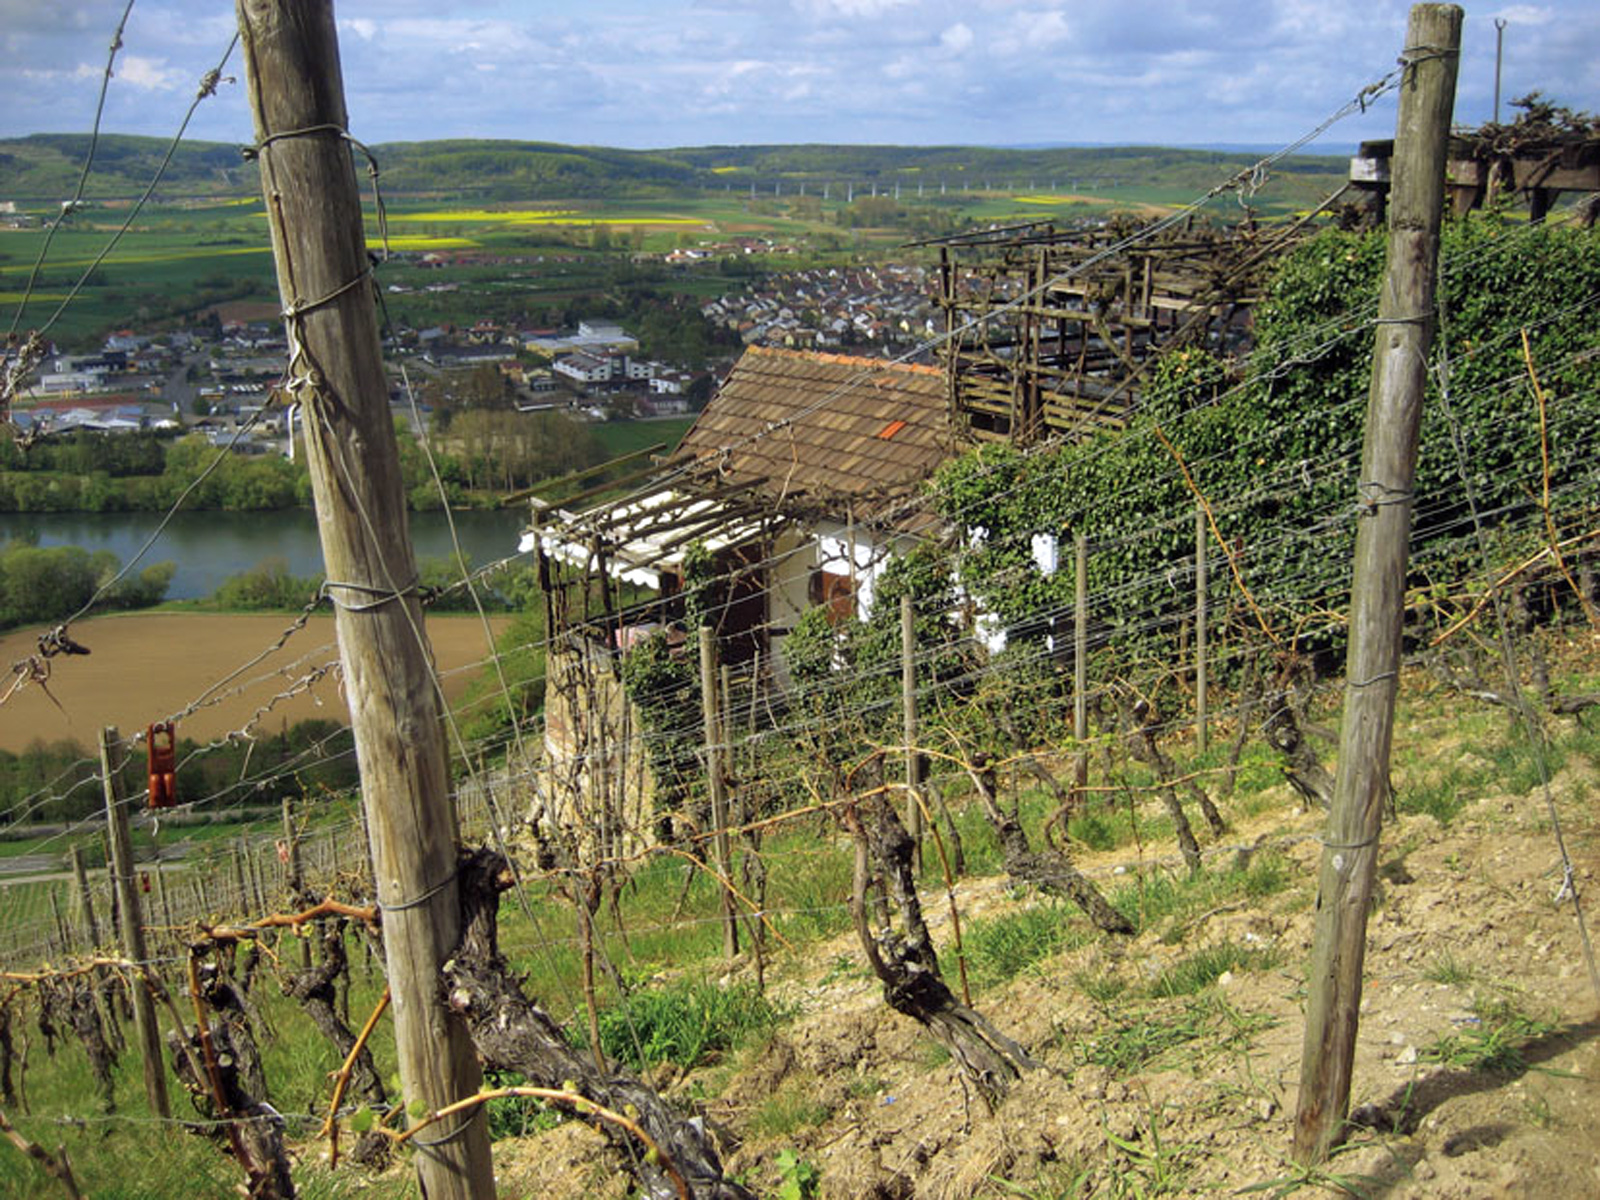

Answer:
[671,347,950,512]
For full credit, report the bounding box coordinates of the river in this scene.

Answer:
[0,508,529,600]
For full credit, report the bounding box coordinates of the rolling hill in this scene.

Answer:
[0,132,1346,205]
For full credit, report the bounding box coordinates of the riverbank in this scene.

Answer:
[0,610,511,753]
[0,507,528,600]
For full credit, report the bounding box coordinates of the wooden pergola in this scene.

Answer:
[933,219,1310,445]
[1352,130,1600,224]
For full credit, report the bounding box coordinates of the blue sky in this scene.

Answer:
[2,2,1595,150]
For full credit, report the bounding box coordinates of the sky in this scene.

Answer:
[2,2,1595,152]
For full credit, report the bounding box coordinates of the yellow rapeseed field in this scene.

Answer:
[395,209,577,223]
[390,210,707,228]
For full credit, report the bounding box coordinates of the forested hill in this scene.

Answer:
[0,132,1346,201]
[0,134,257,198]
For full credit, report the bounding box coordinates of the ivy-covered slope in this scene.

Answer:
[932,217,1600,660]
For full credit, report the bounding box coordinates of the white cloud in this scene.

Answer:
[1493,5,1555,24]
[993,9,1072,55]
[69,52,181,90]
[340,18,378,41]
[794,0,915,17]
[940,22,974,53]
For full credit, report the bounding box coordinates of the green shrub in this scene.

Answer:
[213,555,322,610]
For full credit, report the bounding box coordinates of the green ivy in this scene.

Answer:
[619,630,700,825]
[933,216,1600,664]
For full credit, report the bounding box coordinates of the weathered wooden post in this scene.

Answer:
[699,626,740,959]
[902,593,924,869]
[1074,534,1089,742]
[152,856,174,953]
[231,843,249,916]
[281,798,300,896]
[1073,533,1091,793]
[1196,506,1209,753]
[721,658,764,956]
[1293,3,1461,1165]
[235,4,496,1193]
[100,727,170,1119]
[70,846,101,949]
[249,839,269,914]
[74,842,125,1049]
[48,890,72,955]
[283,797,310,967]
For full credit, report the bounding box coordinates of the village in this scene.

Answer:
[9,252,953,453]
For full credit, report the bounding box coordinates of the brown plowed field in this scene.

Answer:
[0,611,509,752]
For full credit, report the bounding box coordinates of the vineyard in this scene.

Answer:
[3,6,1599,1197]
[2,201,1599,1195]
[0,598,1596,1198]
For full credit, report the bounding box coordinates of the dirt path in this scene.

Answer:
[1,611,509,752]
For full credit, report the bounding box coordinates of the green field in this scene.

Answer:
[0,198,279,346]
[2,140,1343,349]
[593,415,695,461]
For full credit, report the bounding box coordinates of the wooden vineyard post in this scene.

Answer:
[74,841,124,1048]
[235,4,496,1196]
[231,843,249,914]
[281,798,301,897]
[49,890,71,956]
[1074,535,1089,741]
[100,727,170,1119]
[1073,534,1090,790]
[902,593,923,869]
[283,797,310,968]
[1195,506,1209,753]
[1292,2,1461,1166]
[70,845,102,948]
[249,841,268,913]
[152,856,174,952]
[699,626,740,960]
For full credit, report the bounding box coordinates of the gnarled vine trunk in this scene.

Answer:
[62,983,115,1114]
[444,848,754,1200]
[1121,695,1215,871]
[168,961,294,1200]
[282,923,388,1169]
[966,755,1134,936]
[846,788,1039,1111]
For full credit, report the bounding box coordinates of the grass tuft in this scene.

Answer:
[963,902,1092,988]
[748,1081,832,1138]
[1421,993,1559,1074]
[1150,942,1280,998]
[590,976,788,1071]
[1420,951,1475,987]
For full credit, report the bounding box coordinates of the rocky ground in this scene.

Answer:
[490,693,1600,1199]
